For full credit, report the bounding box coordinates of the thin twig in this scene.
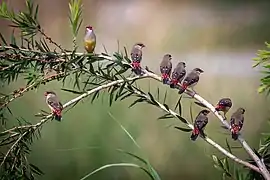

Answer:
[39,29,66,52]
[0,131,28,168]
[0,72,67,109]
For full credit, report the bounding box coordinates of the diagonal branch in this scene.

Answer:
[1,45,268,177]
[139,70,270,179]
[130,88,260,173]
[0,71,69,109]
[1,73,260,174]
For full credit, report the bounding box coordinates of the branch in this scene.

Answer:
[130,87,260,173]
[138,70,270,179]
[1,43,268,178]
[0,71,69,109]
[1,73,260,174]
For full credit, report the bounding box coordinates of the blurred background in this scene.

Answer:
[1,0,270,179]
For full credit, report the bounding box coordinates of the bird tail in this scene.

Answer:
[170,79,178,88]
[231,125,239,140]
[178,84,187,94]
[53,110,62,122]
[190,128,200,141]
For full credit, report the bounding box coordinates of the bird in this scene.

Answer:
[130,43,146,75]
[169,62,186,88]
[44,91,63,121]
[191,109,210,141]
[230,108,245,140]
[84,26,96,53]
[160,54,173,84]
[178,68,204,94]
[215,98,232,119]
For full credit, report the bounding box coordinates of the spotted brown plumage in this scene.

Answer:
[170,62,186,88]
[215,98,232,119]
[230,108,245,140]
[130,43,145,75]
[178,68,204,94]
[44,91,63,121]
[191,109,210,141]
[160,54,173,84]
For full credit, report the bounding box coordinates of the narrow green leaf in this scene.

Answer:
[163,90,167,104]
[91,91,99,103]
[30,163,44,175]
[61,88,83,94]
[176,115,188,124]
[174,95,182,115]
[225,139,232,153]
[157,113,174,120]
[108,112,141,149]
[189,102,194,123]
[0,32,7,45]
[109,91,114,106]
[80,163,154,180]
[174,126,193,132]
[129,98,145,108]
[120,92,133,101]
[163,103,170,111]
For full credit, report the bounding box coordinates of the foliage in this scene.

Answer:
[0,0,269,179]
[210,43,270,180]
[253,42,270,95]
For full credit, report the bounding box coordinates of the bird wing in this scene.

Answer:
[195,114,208,130]
[160,60,172,75]
[238,115,244,130]
[47,96,63,111]
[230,116,235,126]
[172,68,186,81]
[131,48,142,62]
[184,71,199,86]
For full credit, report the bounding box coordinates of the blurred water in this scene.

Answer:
[1,0,270,179]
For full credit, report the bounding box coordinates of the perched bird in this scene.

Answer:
[84,26,96,53]
[160,54,173,84]
[44,91,63,121]
[130,43,146,74]
[191,109,210,141]
[178,68,204,94]
[170,62,186,88]
[230,108,245,140]
[215,98,232,119]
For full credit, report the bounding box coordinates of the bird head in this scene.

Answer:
[134,43,146,49]
[201,109,210,115]
[219,98,232,107]
[193,68,204,74]
[178,62,186,68]
[237,107,245,114]
[44,91,56,97]
[86,26,93,32]
[164,54,172,61]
